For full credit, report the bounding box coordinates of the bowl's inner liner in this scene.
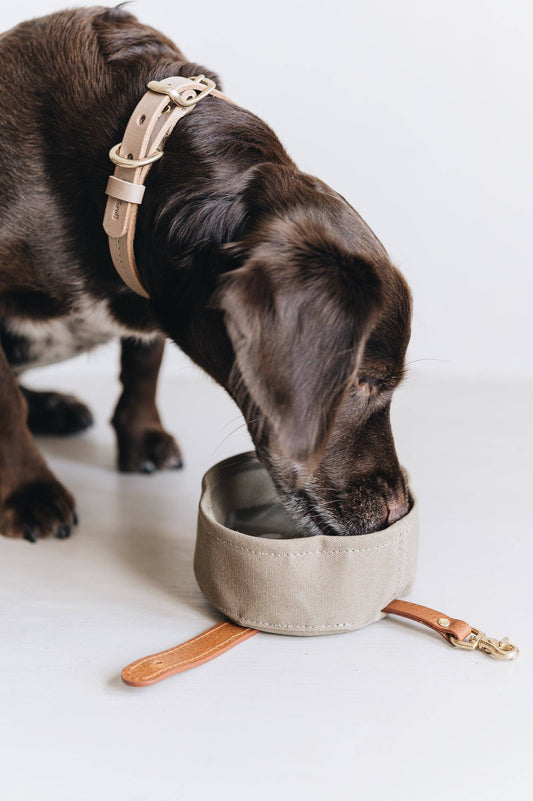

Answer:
[226,500,303,539]
[216,457,306,539]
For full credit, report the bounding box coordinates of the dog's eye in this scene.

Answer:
[357,375,382,390]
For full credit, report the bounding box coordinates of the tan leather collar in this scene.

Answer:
[103,75,234,298]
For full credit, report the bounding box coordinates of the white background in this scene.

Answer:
[1,3,532,801]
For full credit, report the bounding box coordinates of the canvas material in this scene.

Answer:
[194,452,419,636]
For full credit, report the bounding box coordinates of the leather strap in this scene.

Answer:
[121,621,258,686]
[382,599,473,642]
[103,75,235,298]
[121,601,471,687]
[121,600,517,686]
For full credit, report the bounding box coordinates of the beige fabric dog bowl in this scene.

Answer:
[122,453,518,685]
[194,452,418,636]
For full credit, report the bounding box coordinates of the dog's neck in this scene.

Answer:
[48,57,294,375]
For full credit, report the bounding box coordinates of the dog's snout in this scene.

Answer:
[386,493,409,525]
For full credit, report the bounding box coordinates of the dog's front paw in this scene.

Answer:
[117,426,183,474]
[21,387,94,436]
[0,477,78,542]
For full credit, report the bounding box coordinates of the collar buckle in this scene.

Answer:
[147,75,216,108]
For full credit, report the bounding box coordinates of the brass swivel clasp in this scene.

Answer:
[448,627,519,660]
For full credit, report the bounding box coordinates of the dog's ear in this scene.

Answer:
[93,6,183,64]
[215,245,383,465]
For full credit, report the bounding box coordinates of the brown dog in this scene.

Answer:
[0,6,411,542]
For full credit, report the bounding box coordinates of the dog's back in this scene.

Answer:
[0,7,185,304]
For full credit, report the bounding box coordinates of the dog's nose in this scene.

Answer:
[386,494,409,525]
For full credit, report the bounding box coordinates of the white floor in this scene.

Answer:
[1,351,531,801]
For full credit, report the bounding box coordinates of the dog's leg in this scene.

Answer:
[111,337,183,473]
[0,346,77,541]
[19,386,94,435]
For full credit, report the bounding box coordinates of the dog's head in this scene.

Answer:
[145,143,411,536]
[213,167,412,536]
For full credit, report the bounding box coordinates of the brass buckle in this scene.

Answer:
[109,143,163,169]
[147,75,216,108]
[448,628,519,660]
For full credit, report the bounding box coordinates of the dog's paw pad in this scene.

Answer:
[0,478,77,541]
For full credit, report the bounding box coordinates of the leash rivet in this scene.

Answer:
[438,617,450,627]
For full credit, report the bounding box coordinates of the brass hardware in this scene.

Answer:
[109,143,164,169]
[147,75,216,108]
[109,77,217,170]
[448,628,519,660]
[437,618,450,628]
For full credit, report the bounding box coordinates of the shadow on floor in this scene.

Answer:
[37,431,116,471]
[39,434,205,615]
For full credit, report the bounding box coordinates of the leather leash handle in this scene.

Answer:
[121,621,258,686]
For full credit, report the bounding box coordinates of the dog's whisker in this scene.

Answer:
[211,422,250,454]
[404,358,452,366]
[220,414,246,431]
[212,414,269,455]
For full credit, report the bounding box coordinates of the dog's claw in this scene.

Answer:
[73,511,79,526]
[56,524,71,540]
[139,461,156,474]
[24,525,37,543]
